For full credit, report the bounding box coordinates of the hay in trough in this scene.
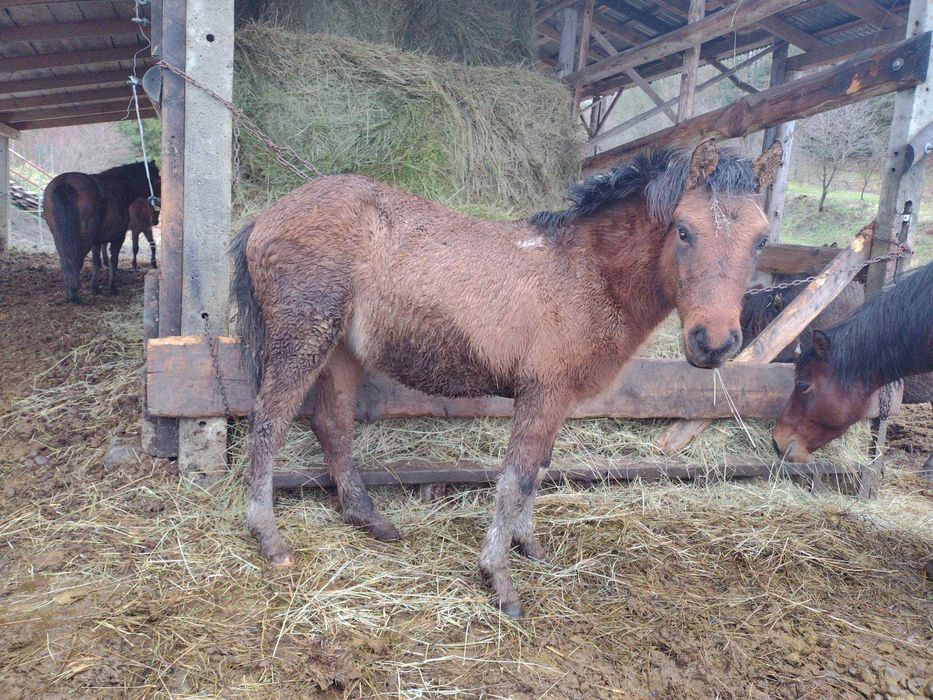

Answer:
[233,23,580,215]
[239,0,537,67]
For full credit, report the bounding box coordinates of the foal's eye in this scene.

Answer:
[677,226,693,244]
[756,236,769,250]
[795,380,811,394]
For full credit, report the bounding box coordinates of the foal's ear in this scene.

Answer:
[752,140,783,191]
[686,138,718,190]
[811,329,831,360]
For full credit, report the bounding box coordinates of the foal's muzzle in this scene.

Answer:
[685,325,741,368]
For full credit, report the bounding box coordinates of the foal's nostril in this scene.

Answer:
[688,325,708,354]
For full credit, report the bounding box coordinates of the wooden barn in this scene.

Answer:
[0,0,930,499]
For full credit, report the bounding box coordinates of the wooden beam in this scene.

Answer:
[0,17,139,43]
[655,224,877,454]
[585,32,931,170]
[176,0,234,483]
[0,135,8,255]
[557,4,579,77]
[829,0,906,29]
[572,0,596,120]
[758,243,840,275]
[757,14,826,51]
[7,109,155,131]
[564,0,807,86]
[272,458,850,491]
[786,25,905,71]
[0,122,20,139]
[0,98,150,125]
[625,67,678,122]
[0,87,137,112]
[535,0,579,24]
[147,338,799,421]
[585,44,776,152]
[676,0,705,122]
[707,57,760,93]
[761,43,796,242]
[0,47,148,74]
[0,68,141,96]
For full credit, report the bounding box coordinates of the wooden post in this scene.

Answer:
[762,43,796,243]
[861,0,933,499]
[676,0,704,122]
[571,0,595,121]
[150,0,185,457]
[557,5,579,78]
[0,133,9,255]
[177,0,234,483]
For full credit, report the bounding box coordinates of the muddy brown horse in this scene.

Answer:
[773,262,933,467]
[232,139,783,617]
[128,197,160,271]
[43,161,159,303]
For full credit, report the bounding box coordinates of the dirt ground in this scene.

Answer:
[1,250,931,699]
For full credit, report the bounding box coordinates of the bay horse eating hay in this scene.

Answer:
[43,161,159,303]
[232,139,782,617]
[773,261,933,464]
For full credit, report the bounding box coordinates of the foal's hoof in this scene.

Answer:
[109,287,120,296]
[514,537,546,561]
[364,519,400,542]
[491,596,524,619]
[131,264,139,272]
[264,547,294,568]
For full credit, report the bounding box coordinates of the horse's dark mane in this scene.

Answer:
[529,147,759,235]
[799,262,933,391]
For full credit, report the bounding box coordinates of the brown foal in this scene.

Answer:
[231,139,782,617]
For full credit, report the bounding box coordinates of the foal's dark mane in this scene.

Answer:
[799,262,933,390]
[529,147,759,235]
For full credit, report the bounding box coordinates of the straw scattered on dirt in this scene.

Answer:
[2,251,931,699]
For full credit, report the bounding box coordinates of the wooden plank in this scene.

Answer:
[758,242,839,275]
[9,108,156,131]
[861,0,933,500]
[757,15,825,51]
[829,0,905,29]
[0,68,141,96]
[151,0,184,459]
[0,86,137,111]
[176,0,234,483]
[564,0,807,86]
[585,32,931,170]
[146,337,798,421]
[0,17,137,43]
[141,270,176,458]
[1,98,150,125]
[0,122,19,139]
[707,58,760,93]
[557,4,579,77]
[535,0,579,24]
[761,43,796,243]
[585,45,775,153]
[272,458,851,491]
[676,0,704,122]
[786,25,905,71]
[0,135,8,255]
[0,46,145,73]
[655,224,877,454]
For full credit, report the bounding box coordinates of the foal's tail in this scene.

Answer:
[230,221,264,388]
[48,182,82,301]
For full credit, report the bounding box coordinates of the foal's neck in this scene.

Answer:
[573,199,674,335]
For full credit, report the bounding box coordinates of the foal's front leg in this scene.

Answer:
[107,238,123,294]
[479,391,566,618]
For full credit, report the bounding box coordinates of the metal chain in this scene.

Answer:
[157,59,324,183]
[203,314,232,418]
[746,243,914,296]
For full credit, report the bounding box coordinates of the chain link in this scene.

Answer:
[203,314,232,418]
[746,243,914,296]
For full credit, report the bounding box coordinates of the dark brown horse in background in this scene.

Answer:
[773,262,933,469]
[43,161,159,303]
[231,139,783,617]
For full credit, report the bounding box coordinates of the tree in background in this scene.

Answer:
[117,118,162,167]
[797,98,890,212]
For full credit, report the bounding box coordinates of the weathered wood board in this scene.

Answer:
[147,336,797,420]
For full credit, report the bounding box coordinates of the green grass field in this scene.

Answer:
[781,182,933,266]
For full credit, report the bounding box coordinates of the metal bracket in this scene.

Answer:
[900,118,933,174]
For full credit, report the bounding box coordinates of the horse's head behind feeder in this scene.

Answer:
[655,139,783,368]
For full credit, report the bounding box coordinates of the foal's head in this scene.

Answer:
[772,330,874,462]
[656,140,783,367]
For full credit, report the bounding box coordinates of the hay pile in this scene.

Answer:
[233,23,580,215]
[238,0,537,66]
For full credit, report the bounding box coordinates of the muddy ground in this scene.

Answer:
[0,251,931,699]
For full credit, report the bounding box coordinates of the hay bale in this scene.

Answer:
[238,0,537,66]
[234,24,580,214]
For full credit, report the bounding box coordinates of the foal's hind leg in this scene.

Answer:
[145,229,157,268]
[479,389,567,618]
[131,230,140,271]
[91,245,103,295]
[107,239,123,294]
[247,308,346,565]
[310,344,398,541]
